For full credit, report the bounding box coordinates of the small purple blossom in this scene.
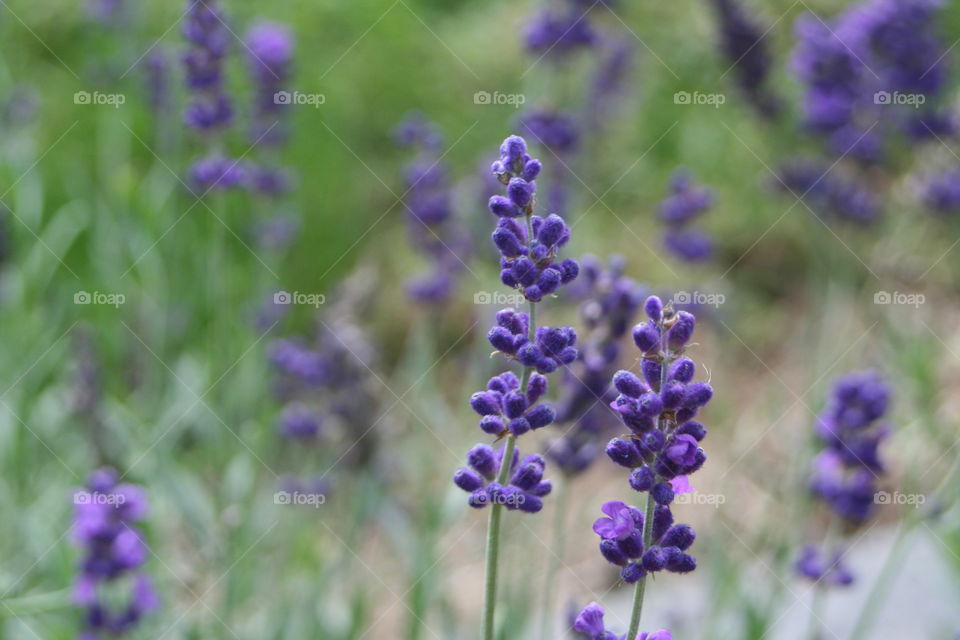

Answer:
[245,21,293,146]
[469,371,556,437]
[574,602,672,640]
[182,0,232,131]
[710,0,781,116]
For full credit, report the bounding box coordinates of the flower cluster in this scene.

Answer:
[574,602,672,640]
[453,444,552,513]
[487,309,578,374]
[810,371,890,523]
[709,0,780,117]
[245,21,293,147]
[268,316,382,485]
[593,500,697,583]
[72,468,158,638]
[599,296,711,567]
[548,256,645,475]
[796,371,891,586]
[470,371,556,437]
[659,170,714,262]
[775,161,880,225]
[792,0,952,164]
[394,113,471,303]
[488,156,579,301]
[523,3,597,56]
[183,0,232,132]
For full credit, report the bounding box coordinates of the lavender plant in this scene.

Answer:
[452,135,578,640]
[393,113,471,303]
[71,468,157,638]
[591,295,711,638]
[182,0,243,191]
[659,170,714,263]
[796,372,891,588]
[709,0,781,117]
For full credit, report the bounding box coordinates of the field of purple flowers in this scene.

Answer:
[1,0,959,638]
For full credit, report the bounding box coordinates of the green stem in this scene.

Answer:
[626,492,657,639]
[538,475,569,640]
[480,299,537,640]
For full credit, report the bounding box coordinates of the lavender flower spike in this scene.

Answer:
[659,170,714,263]
[601,295,711,638]
[463,135,580,640]
[72,468,158,638]
[798,371,892,586]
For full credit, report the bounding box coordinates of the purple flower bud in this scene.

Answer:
[488,195,521,217]
[660,381,685,409]
[537,268,562,295]
[652,505,673,541]
[521,159,542,181]
[470,392,501,416]
[507,177,535,208]
[526,404,556,429]
[599,539,628,565]
[660,524,696,551]
[665,551,697,573]
[517,493,543,513]
[621,562,645,583]
[652,481,674,505]
[641,359,662,390]
[467,444,498,479]
[454,468,484,492]
[642,546,667,572]
[492,226,525,258]
[537,214,567,246]
[526,373,548,404]
[529,480,552,497]
[511,462,544,491]
[618,529,644,558]
[683,382,713,408]
[480,416,504,436]
[668,357,695,383]
[525,285,544,302]
[503,391,527,419]
[613,370,646,398]
[644,295,663,322]
[488,327,517,354]
[606,438,642,468]
[677,421,707,441]
[508,417,531,436]
[558,258,579,283]
[629,466,655,492]
[667,311,696,349]
[632,322,660,352]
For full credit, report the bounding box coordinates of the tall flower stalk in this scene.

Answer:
[452,135,578,639]
[579,296,712,638]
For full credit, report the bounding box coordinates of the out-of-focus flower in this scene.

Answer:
[394,113,471,303]
[710,0,781,116]
[71,468,157,638]
[659,170,714,262]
